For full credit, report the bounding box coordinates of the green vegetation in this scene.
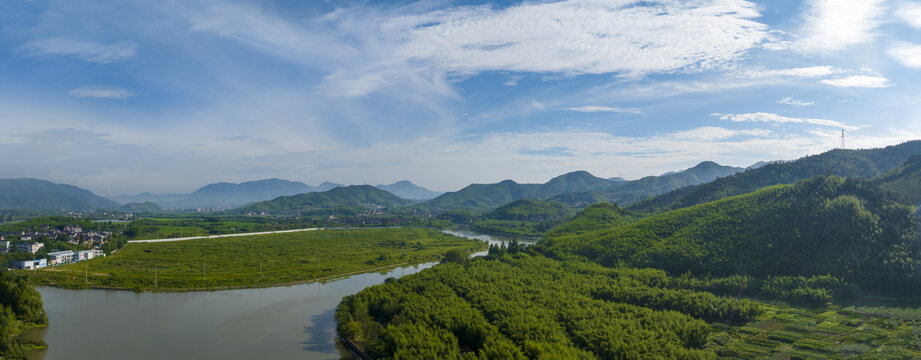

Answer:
[469,199,572,238]
[553,161,743,207]
[0,272,47,358]
[425,171,617,210]
[630,140,921,214]
[541,176,919,294]
[543,203,637,238]
[27,228,485,291]
[234,185,415,215]
[874,155,921,206]
[338,172,921,359]
[118,201,162,214]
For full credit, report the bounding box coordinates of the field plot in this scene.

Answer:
[712,303,921,359]
[28,228,484,291]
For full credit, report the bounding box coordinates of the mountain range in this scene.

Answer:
[235,185,415,215]
[0,178,121,211]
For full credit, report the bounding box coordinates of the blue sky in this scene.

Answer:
[2,0,921,195]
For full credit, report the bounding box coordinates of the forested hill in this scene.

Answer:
[874,155,921,206]
[551,161,743,207]
[375,180,442,200]
[540,175,919,294]
[234,185,413,214]
[0,178,119,210]
[630,140,921,214]
[543,203,638,238]
[486,199,570,222]
[425,171,617,210]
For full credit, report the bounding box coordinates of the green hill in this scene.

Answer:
[0,178,119,210]
[874,155,921,206]
[486,199,570,222]
[630,140,921,214]
[551,161,743,208]
[426,171,617,210]
[234,185,413,215]
[544,203,638,238]
[541,175,919,293]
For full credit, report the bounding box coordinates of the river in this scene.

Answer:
[27,229,523,359]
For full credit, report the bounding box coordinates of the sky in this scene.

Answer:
[2,0,921,195]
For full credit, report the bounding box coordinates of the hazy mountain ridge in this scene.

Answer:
[630,140,921,214]
[235,185,414,215]
[425,171,621,210]
[550,161,744,208]
[0,178,120,210]
[375,181,443,200]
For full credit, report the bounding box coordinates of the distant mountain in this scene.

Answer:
[630,140,921,214]
[0,178,119,210]
[119,201,163,213]
[108,192,186,205]
[551,161,744,207]
[375,181,442,200]
[113,179,347,209]
[235,185,414,215]
[426,171,618,210]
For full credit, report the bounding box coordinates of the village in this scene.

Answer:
[1,224,111,270]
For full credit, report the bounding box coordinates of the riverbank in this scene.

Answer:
[25,228,485,292]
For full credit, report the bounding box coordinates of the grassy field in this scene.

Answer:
[26,228,485,291]
[711,301,921,359]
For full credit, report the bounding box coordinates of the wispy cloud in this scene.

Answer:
[778,97,815,106]
[894,2,921,28]
[194,0,771,98]
[69,86,135,99]
[820,75,891,88]
[16,38,136,63]
[794,0,886,52]
[669,126,770,141]
[714,112,860,130]
[565,106,641,114]
[741,66,844,78]
[886,42,921,68]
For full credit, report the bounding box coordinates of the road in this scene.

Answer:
[126,227,323,243]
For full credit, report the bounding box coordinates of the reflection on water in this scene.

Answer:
[29,229,517,359]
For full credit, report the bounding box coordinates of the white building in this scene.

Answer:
[74,249,104,262]
[11,258,46,270]
[16,242,44,254]
[47,250,76,265]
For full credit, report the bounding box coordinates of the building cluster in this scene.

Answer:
[0,225,113,246]
[7,249,105,270]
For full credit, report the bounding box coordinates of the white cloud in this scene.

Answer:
[820,75,891,88]
[778,97,815,106]
[742,66,844,78]
[69,86,135,99]
[565,106,641,114]
[668,126,770,141]
[794,0,886,52]
[16,38,136,63]
[886,42,921,68]
[715,112,860,130]
[193,0,772,97]
[895,2,921,28]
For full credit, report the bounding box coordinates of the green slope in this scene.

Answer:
[874,155,921,206]
[544,203,638,238]
[541,175,918,293]
[630,140,921,214]
[0,178,120,210]
[486,199,570,222]
[234,185,413,214]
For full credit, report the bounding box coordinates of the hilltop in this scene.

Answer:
[0,178,119,210]
[235,185,413,215]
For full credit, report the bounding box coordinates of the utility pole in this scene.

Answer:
[155,268,158,289]
[203,263,206,281]
[841,129,846,149]
[85,261,88,283]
